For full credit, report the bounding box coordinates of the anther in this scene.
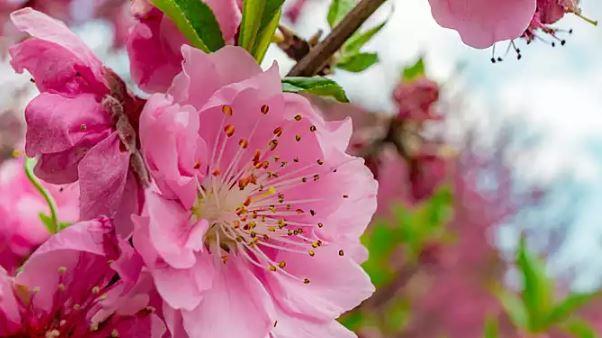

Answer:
[222,105,233,116]
[239,139,249,149]
[308,250,315,257]
[273,127,283,137]
[310,125,317,132]
[339,249,345,256]
[261,105,270,114]
[224,124,235,137]
[294,114,302,121]
[303,278,311,284]
[295,134,301,142]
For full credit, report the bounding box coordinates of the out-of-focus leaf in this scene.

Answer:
[327,0,355,27]
[496,288,529,329]
[546,292,599,326]
[516,237,555,331]
[563,318,599,338]
[483,316,500,338]
[337,52,378,72]
[282,77,349,102]
[402,57,425,81]
[152,0,224,52]
[384,299,411,332]
[341,20,387,55]
[239,0,284,61]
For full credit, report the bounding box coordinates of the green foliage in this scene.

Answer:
[282,77,349,102]
[483,316,500,338]
[327,0,356,27]
[239,0,284,62]
[151,0,224,52]
[402,57,426,81]
[516,237,555,331]
[563,319,600,338]
[496,239,600,336]
[337,52,379,72]
[336,20,387,73]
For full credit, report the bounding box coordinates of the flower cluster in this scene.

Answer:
[4,5,378,337]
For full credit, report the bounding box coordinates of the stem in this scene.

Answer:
[287,0,388,76]
[24,158,60,234]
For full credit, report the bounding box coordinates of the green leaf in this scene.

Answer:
[337,52,378,72]
[483,316,500,338]
[517,237,555,331]
[563,318,599,338]
[327,0,355,27]
[341,20,387,55]
[152,0,225,52]
[546,292,599,326]
[282,77,349,102]
[39,212,55,233]
[402,58,425,81]
[496,288,529,329]
[239,0,284,61]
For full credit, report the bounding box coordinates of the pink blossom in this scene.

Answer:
[427,0,537,48]
[0,217,167,337]
[522,0,588,44]
[127,0,242,93]
[393,77,440,121]
[0,158,79,273]
[9,8,144,235]
[134,45,376,337]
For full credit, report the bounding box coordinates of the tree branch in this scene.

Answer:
[287,0,388,77]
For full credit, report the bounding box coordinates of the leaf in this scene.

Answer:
[39,213,55,233]
[483,316,500,338]
[341,20,387,55]
[282,77,349,102]
[546,292,599,326]
[516,237,555,331]
[327,0,355,27]
[562,318,599,338]
[239,0,284,61]
[337,52,379,72]
[496,288,529,329]
[152,0,224,52]
[402,58,425,81]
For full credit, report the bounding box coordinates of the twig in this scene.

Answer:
[287,0,388,76]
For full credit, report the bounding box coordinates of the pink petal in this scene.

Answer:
[78,133,132,228]
[428,0,537,48]
[264,245,374,321]
[139,93,202,209]
[24,93,110,158]
[9,8,106,94]
[271,310,356,338]
[181,257,274,338]
[127,8,185,93]
[169,45,264,109]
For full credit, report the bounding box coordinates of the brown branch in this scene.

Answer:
[287,0,388,77]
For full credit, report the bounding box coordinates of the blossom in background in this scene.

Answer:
[133,44,377,337]
[127,0,242,93]
[393,77,440,122]
[427,0,537,48]
[0,158,79,273]
[9,8,144,235]
[0,217,167,337]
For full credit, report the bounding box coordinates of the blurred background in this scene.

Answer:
[1,0,602,336]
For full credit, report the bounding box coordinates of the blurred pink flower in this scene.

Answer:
[0,158,79,273]
[427,0,537,48]
[127,0,242,93]
[134,45,376,337]
[393,77,440,122]
[9,8,144,235]
[0,217,167,337]
[408,152,448,202]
